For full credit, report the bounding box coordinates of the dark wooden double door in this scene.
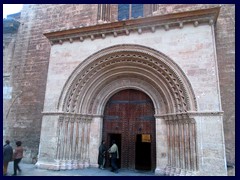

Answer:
[103,89,156,171]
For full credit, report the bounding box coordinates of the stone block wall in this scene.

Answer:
[215,6,235,174]
[3,4,234,175]
[3,4,99,163]
[152,5,235,174]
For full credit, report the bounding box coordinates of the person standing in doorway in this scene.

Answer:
[3,140,13,176]
[12,141,23,176]
[108,140,119,173]
[98,140,107,169]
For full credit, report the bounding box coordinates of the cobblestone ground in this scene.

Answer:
[4,162,156,176]
[5,162,234,176]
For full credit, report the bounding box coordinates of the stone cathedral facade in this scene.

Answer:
[3,4,235,176]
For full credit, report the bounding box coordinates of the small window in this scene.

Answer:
[131,4,143,18]
[118,4,143,21]
[97,4,111,22]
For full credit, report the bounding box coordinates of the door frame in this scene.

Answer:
[102,89,156,171]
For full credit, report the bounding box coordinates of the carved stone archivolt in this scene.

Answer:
[58,44,197,116]
[55,44,199,172]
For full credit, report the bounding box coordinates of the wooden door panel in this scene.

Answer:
[103,89,156,170]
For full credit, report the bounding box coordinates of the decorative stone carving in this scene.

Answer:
[164,114,198,175]
[125,29,129,35]
[79,36,84,42]
[55,114,92,169]
[138,28,142,34]
[179,22,183,29]
[194,21,199,27]
[44,7,220,45]
[164,24,169,31]
[209,19,214,25]
[58,45,197,115]
[151,26,155,32]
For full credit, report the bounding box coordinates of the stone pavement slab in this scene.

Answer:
[5,162,156,176]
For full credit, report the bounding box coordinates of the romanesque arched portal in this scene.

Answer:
[37,8,227,175]
[51,44,198,175]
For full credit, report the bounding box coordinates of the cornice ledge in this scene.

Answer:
[42,111,93,117]
[43,7,220,45]
[155,110,224,119]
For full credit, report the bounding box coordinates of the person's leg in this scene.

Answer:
[99,155,104,169]
[102,158,105,169]
[16,159,22,172]
[3,161,9,175]
[111,158,115,171]
[13,160,17,175]
[114,158,119,173]
[111,158,118,172]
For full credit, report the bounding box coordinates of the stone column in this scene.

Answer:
[97,4,111,23]
[159,114,199,176]
[72,116,80,169]
[183,120,190,171]
[155,117,168,175]
[89,115,102,167]
[175,120,181,175]
[179,120,186,175]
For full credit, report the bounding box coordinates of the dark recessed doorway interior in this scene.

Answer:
[135,134,151,170]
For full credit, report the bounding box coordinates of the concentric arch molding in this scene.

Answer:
[57,44,197,115]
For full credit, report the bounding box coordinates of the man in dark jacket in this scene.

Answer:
[98,140,107,169]
[3,140,13,176]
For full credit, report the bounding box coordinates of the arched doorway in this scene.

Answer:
[54,44,198,174]
[102,89,156,171]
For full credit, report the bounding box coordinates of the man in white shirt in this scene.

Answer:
[108,140,119,173]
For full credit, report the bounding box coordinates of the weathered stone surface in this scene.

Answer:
[3,4,234,175]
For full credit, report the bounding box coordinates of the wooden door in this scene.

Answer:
[103,89,156,170]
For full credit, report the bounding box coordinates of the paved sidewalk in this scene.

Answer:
[5,162,156,176]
